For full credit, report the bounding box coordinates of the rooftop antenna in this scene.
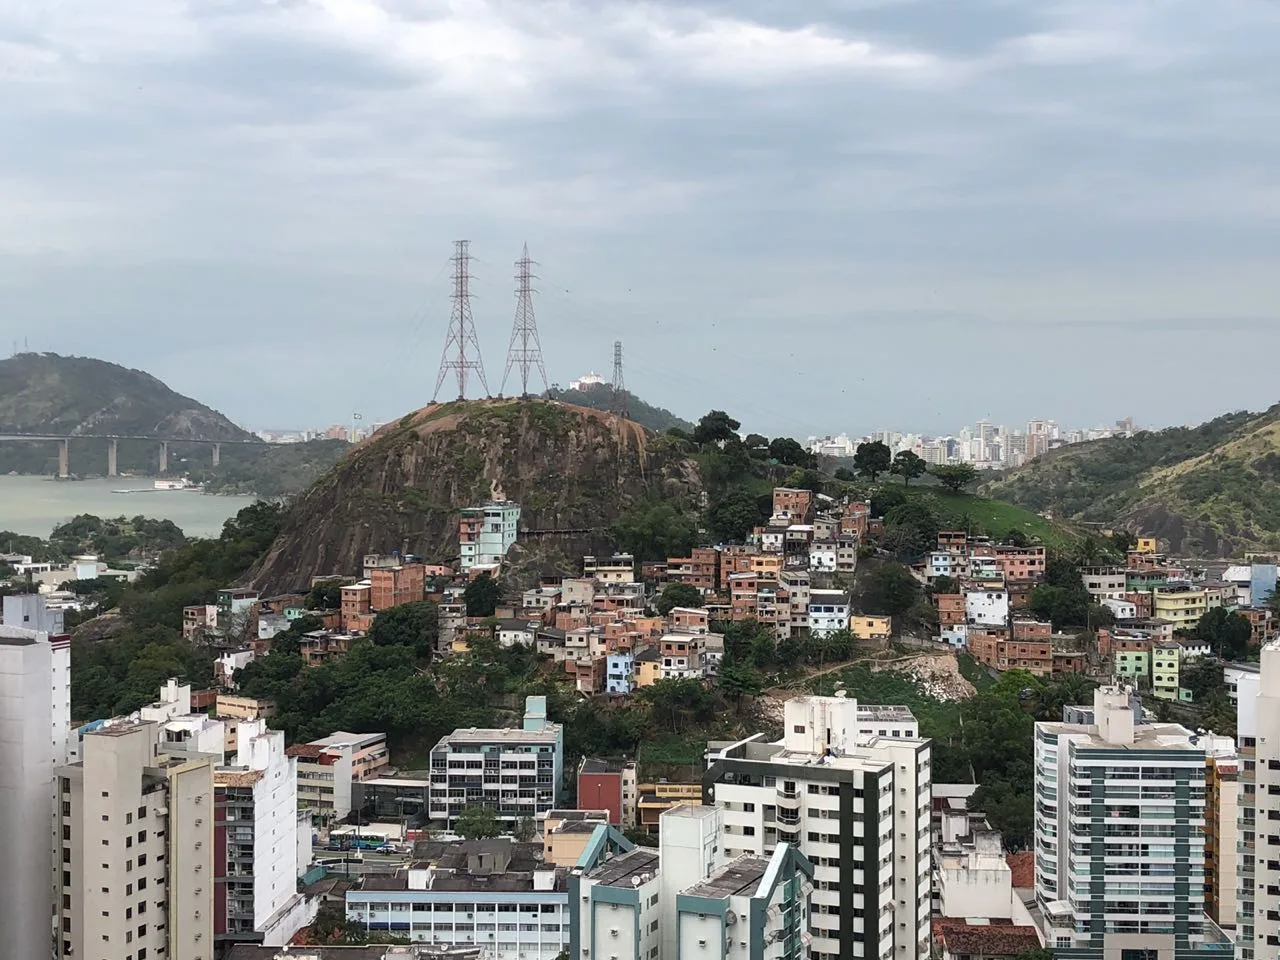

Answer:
[499,243,549,397]
[432,240,490,402]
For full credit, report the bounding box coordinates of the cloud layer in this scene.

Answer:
[2,0,1278,435]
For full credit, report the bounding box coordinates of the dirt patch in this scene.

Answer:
[873,652,975,701]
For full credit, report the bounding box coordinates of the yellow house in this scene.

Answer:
[1152,584,1207,629]
[1152,642,1181,700]
[637,782,703,832]
[1136,537,1158,554]
[751,554,783,578]
[635,647,662,687]
[850,615,892,641]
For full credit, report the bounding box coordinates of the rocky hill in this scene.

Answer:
[982,405,1280,556]
[0,352,253,439]
[247,398,702,592]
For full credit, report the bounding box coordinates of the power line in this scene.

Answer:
[499,243,549,398]
[610,340,629,418]
[432,240,490,402]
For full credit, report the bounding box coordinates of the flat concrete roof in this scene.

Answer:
[682,855,770,900]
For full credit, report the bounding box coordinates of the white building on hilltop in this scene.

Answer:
[568,371,606,391]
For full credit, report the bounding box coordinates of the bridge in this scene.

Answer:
[0,433,277,478]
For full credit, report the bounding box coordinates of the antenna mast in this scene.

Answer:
[610,340,629,418]
[500,243,549,397]
[432,240,490,402]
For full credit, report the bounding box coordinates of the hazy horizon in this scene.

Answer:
[3,1,1278,438]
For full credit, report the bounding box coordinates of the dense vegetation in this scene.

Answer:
[70,502,286,720]
[545,382,694,433]
[188,438,350,496]
[983,405,1280,555]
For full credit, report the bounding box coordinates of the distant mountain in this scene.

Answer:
[546,383,694,434]
[0,352,253,440]
[981,406,1280,556]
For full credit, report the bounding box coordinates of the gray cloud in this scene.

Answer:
[1,0,1278,437]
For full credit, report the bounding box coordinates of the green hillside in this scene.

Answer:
[546,383,693,433]
[982,405,1280,556]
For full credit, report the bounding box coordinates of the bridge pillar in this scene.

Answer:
[107,438,118,477]
[58,439,69,478]
[211,442,220,468]
[159,440,169,475]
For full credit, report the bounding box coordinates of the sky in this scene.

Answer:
[2,0,1279,440]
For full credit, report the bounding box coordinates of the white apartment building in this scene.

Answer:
[1081,567,1128,602]
[427,696,564,829]
[459,500,521,573]
[569,804,815,960]
[1034,686,1229,960]
[57,720,215,960]
[214,720,311,948]
[705,696,932,960]
[291,730,389,820]
[345,839,569,960]
[0,622,70,960]
[808,589,851,637]
[1236,639,1280,960]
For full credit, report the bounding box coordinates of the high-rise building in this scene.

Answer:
[569,804,814,960]
[214,719,310,948]
[1235,639,1280,959]
[0,620,69,960]
[427,695,563,829]
[1203,734,1238,932]
[56,720,215,960]
[1034,686,1229,959]
[705,696,932,960]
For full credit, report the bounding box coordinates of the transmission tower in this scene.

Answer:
[499,243,549,397]
[432,240,490,402]
[610,340,629,418]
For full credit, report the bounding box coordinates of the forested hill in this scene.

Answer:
[0,352,253,440]
[981,406,1280,556]
[546,383,694,434]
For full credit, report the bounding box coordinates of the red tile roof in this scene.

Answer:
[940,924,1041,957]
[1006,850,1035,889]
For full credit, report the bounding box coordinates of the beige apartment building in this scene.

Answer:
[57,721,215,960]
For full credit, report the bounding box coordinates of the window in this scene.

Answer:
[793,725,806,734]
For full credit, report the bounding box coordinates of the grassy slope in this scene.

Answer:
[982,405,1280,555]
[899,485,1081,551]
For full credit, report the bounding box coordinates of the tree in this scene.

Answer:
[367,600,438,659]
[464,573,502,617]
[706,489,768,543]
[932,463,978,493]
[852,440,891,481]
[1195,606,1252,660]
[718,659,765,709]
[612,502,698,562]
[656,582,702,616]
[833,467,856,482]
[882,499,940,562]
[514,817,537,843]
[769,437,814,467]
[931,575,958,595]
[890,450,927,486]
[306,578,344,610]
[857,564,920,618]
[693,410,741,446]
[456,804,501,840]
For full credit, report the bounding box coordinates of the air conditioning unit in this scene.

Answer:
[610,929,619,937]
[698,939,707,946]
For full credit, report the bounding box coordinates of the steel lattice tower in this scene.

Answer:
[500,243,549,397]
[432,240,490,402]
[610,340,629,417]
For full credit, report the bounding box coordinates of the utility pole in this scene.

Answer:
[499,243,549,397]
[610,340,629,418]
[432,240,490,402]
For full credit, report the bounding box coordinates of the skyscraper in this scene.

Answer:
[1034,686,1229,958]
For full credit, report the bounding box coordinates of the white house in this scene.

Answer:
[964,589,1009,627]
[808,589,851,637]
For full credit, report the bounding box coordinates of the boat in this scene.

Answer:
[154,479,191,491]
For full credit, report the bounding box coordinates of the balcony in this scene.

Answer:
[776,786,801,811]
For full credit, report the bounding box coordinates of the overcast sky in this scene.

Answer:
[2,0,1279,438]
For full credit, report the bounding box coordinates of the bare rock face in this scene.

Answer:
[247,399,700,592]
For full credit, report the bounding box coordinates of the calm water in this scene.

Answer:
[0,475,260,539]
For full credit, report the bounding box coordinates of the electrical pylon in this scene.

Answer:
[609,340,629,418]
[432,240,490,402]
[499,243,549,397]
